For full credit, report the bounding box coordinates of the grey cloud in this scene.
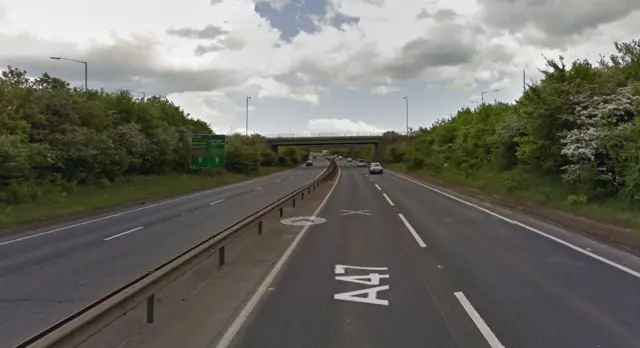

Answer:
[383,26,478,79]
[195,43,223,56]
[416,8,457,21]
[293,44,380,85]
[166,24,228,39]
[480,44,515,64]
[0,34,242,96]
[480,0,640,47]
[416,9,430,19]
[193,35,246,56]
[219,35,246,50]
[433,9,457,21]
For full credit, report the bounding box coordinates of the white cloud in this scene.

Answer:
[371,85,400,95]
[0,0,638,133]
[306,118,385,135]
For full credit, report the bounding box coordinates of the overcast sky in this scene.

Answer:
[1,0,638,135]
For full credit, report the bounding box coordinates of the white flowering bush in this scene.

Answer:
[401,39,640,205]
[559,86,640,185]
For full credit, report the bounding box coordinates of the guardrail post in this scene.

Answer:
[308,187,311,194]
[293,198,296,207]
[219,246,226,266]
[280,207,283,217]
[301,192,304,200]
[146,294,155,323]
[258,220,263,235]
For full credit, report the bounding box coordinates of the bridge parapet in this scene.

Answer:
[264,132,407,139]
[265,133,401,162]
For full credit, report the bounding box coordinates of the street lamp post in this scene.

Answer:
[403,96,409,135]
[50,56,87,91]
[481,89,499,104]
[245,96,251,137]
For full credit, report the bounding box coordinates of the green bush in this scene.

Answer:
[401,39,640,212]
[0,67,305,205]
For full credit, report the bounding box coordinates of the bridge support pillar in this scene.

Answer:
[374,141,387,162]
[270,144,278,154]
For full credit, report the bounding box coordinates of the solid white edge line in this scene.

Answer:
[375,184,382,191]
[398,213,426,248]
[215,165,342,348]
[0,169,296,247]
[388,171,640,279]
[382,193,395,207]
[454,291,505,348]
[103,227,144,241]
[209,199,226,205]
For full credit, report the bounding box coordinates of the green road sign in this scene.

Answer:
[189,134,226,169]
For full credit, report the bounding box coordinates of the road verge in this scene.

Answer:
[0,167,288,236]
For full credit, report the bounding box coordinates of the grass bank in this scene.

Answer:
[386,163,640,232]
[0,167,287,230]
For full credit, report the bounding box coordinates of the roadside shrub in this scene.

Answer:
[0,67,306,204]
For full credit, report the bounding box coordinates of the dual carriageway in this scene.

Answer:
[1,135,640,347]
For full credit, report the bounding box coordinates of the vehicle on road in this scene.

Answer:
[346,157,352,163]
[306,159,313,166]
[338,156,343,160]
[357,159,367,167]
[368,162,383,174]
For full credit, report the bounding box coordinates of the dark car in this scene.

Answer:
[368,162,383,174]
[306,159,313,166]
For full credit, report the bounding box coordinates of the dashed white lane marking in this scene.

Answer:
[375,184,382,191]
[389,171,640,280]
[209,199,225,205]
[254,186,262,190]
[398,213,426,247]
[215,166,342,348]
[382,193,394,207]
[104,227,144,241]
[0,170,293,247]
[454,292,505,348]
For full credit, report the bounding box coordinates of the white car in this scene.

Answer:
[357,159,367,167]
[346,157,352,163]
[369,162,383,174]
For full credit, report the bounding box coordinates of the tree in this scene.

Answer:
[401,39,640,204]
[0,68,306,204]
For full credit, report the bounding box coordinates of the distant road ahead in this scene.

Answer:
[229,162,640,348]
[0,158,329,347]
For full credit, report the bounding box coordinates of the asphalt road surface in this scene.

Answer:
[228,162,640,348]
[0,158,329,347]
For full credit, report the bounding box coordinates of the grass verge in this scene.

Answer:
[386,163,640,250]
[0,166,287,230]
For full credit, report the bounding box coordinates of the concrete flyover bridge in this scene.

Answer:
[264,132,406,161]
